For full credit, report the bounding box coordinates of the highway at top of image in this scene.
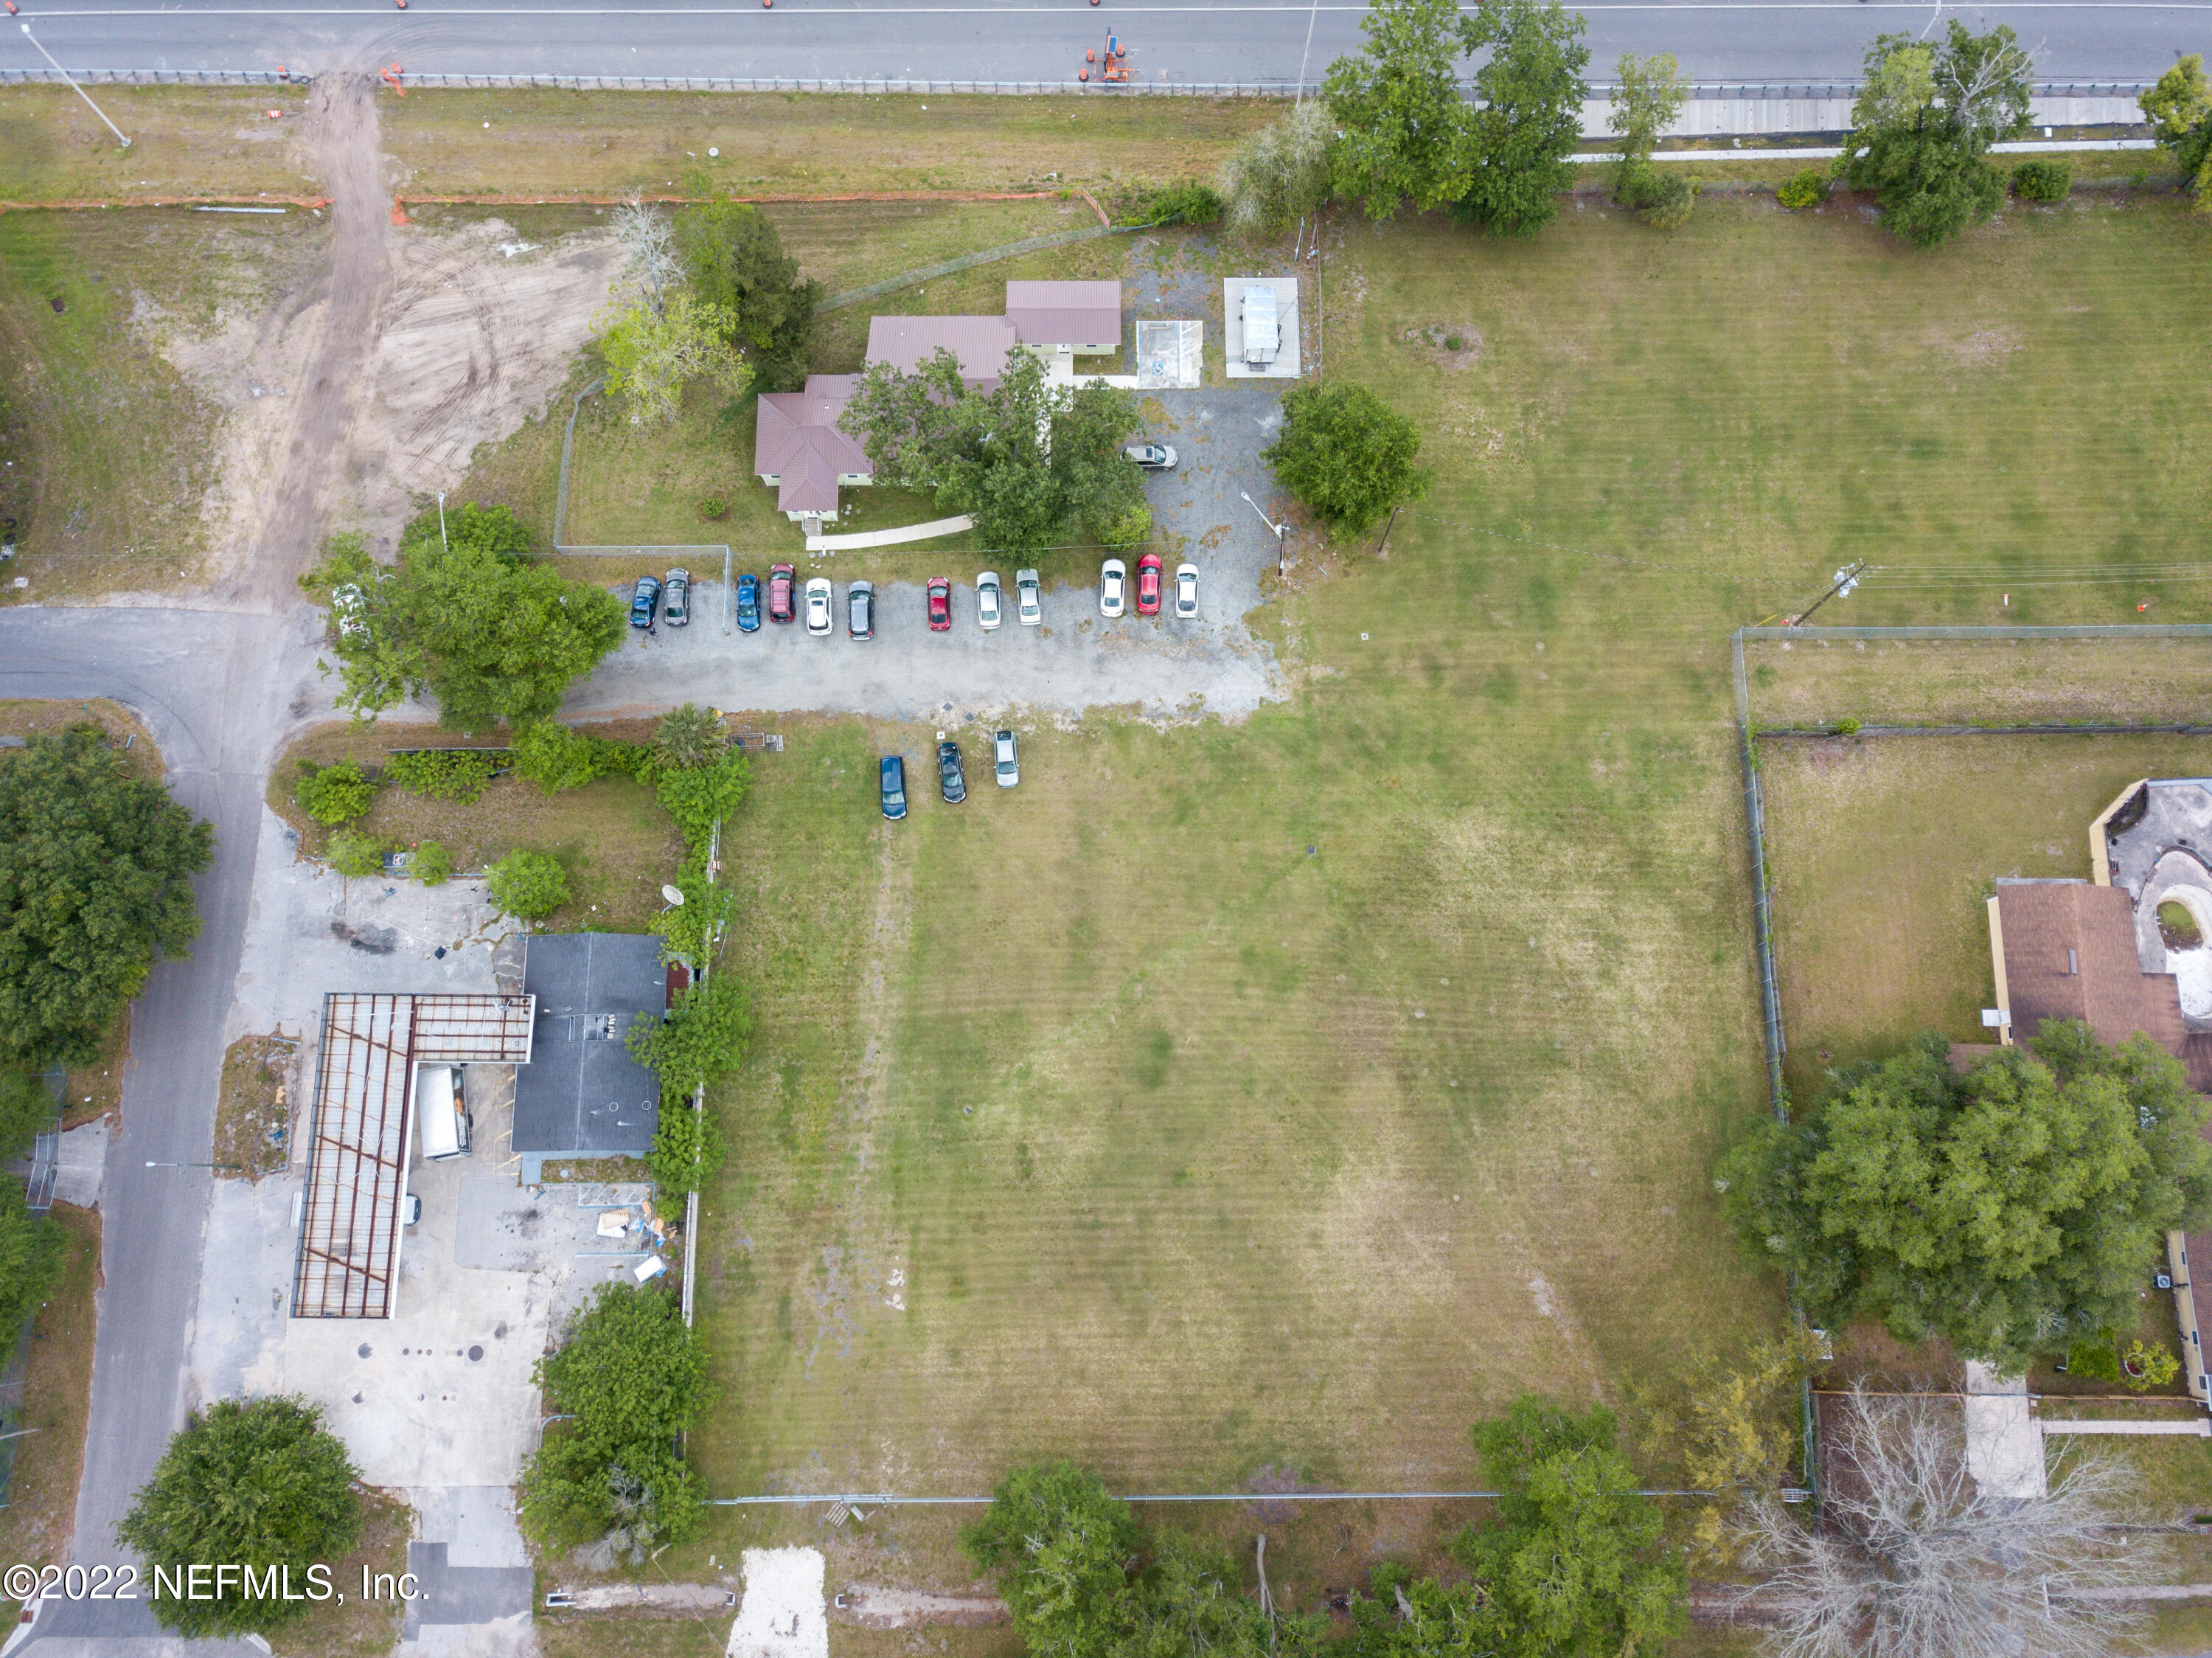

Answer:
[0,0,2199,89]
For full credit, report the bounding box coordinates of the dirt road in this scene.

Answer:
[227,72,389,606]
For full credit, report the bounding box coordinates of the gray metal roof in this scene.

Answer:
[511,934,667,1158]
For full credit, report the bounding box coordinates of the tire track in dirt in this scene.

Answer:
[226,72,388,607]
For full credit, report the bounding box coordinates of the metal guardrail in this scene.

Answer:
[0,68,2158,99]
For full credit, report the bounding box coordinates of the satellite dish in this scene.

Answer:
[661,885,685,906]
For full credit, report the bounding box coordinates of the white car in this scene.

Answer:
[976,570,1003,631]
[804,576,833,637]
[1124,443,1178,469]
[1175,563,1199,620]
[1015,568,1041,627]
[1099,558,1127,618]
[994,728,1019,788]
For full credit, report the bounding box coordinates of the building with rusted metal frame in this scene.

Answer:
[291,992,535,1319]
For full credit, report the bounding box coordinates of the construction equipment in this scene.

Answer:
[1079,33,1130,84]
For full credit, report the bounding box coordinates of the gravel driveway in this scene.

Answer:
[568,384,1294,728]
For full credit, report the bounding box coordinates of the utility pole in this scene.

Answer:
[437,491,448,551]
[1242,490,1289,579]
[1792,559,1865,626]
[19,25,131,149]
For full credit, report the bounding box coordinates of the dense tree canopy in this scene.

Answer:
[0,724,214,1069]
[1840,24,2034,246]
[1322,0,1475,217]
[521,1283,714,1550]
[1721,1026,2212,1370]
[307,507,627,732]
[839,348,1144,555]
[673,201,824,391]
[2141,55,2212,204]
[599,291,751,428]
[118,1396,361,1638]
[963,1462,1144,1658]
[1454,0,1590,236]
[1263,382,1431,534]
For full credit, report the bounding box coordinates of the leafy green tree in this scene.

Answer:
[964,1462,1142,1658]
[599,291,752,427]
[1344,1564,1498,1658]
[117,1396,361,1638]
[512,721,630,794]
[1840,24,2034,246]
[1455,1398,1686,1658]
[487,850,570,919]
[1220,100,1338,234]
[411,840,453,887]
[653,856,734,965]
[647,1099,725,1197]
[1124,1531,1318,1658]
[521,1283,713,1549]
[1322,0,1475,217]
[2140,54,2212,204]
[839,350,1143,557]
[1720,1026,2212,1370]
[0,1069,53,1162]
[293,757,378,825]
[627,973,751,1106]
[651,704,728,772]
[429,502,536,564]
[326,830,388,881]
[1610,51,1686,167]
[1455,0,1590,236]
[0,725,214,1069]
[0,1181,57,1373]
[655,749,750,854]
[674,202,823,390]
[306,508,626,732]
[1263,382,1432,534]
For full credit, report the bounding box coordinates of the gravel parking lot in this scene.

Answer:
[566,383,1295,727]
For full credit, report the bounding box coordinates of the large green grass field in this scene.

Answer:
[668,190,2212,1539]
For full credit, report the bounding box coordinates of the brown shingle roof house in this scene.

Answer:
[1004,280,1123,355]
[752,374,874,522]
[1989,870,2212,1405]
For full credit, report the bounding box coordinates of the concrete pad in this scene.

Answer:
[403,1542,536,1634]
[50,1120,107,1210]
[1963,1360,2048,1499]
[727,1549,827,1658]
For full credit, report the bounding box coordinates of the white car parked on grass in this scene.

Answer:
[1015,569,1041,626]
[804,576,833,636]
[1100,558,1127,618]
[976,570,1003,631]
[1175,562,1199,619]
[994,729,1019,788]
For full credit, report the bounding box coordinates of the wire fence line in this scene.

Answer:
[825,222,1116,311]
[0,68,2157,98]
[712,1488,1716,1507]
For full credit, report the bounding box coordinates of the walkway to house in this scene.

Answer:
[804,515,974,554]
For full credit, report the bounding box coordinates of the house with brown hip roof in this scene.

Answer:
[749,281,1124,527]
[1986,778,2212,1406]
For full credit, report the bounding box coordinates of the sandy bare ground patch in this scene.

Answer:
[830,1586,1009,1629]
[145,77,616,604]
[727,1547,830,1658]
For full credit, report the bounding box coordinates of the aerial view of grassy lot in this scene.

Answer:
[650,188,2212,1533]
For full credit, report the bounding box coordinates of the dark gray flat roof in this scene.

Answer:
[511,934,665,1157]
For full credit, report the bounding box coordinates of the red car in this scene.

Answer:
[1135,552,1163,616]
[926,575,952,631]
[768,563,796,624]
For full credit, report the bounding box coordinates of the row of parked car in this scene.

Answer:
[629,561,1204,637]
[879,731,1020,819]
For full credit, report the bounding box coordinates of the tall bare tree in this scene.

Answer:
[609,191,682,321]
[1726,1386,2166,1658]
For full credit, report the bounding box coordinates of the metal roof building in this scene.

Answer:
[291,993,535,1319]
[511,934,667,1167]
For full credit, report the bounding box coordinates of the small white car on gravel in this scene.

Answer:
[1100,558,1127,618]
[804,576,833,637]
[1175,563,1199,620]
[1015,569,1041,626]
[976,571,1003,630]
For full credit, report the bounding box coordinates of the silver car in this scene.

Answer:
[976,570,1003,631]
[664,567,691,626]
[994,729,1019,788]
[1174,562,1199,620]
[1124,443,1178,469]
[1015,568,1042,627]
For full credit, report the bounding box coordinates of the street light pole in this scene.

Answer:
[437,492,448,551]
[1240,491,1290,578]
[18,26,131,149]
[145,1160,243,1172]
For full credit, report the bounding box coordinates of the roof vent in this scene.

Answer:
[2067,948,2079,976]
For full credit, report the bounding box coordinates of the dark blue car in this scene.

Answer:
[629,575,661,630]
[880,755,908,821]
[736,572,761,634]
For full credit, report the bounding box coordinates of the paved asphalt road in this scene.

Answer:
[0,606,324,1651]
[0,0,2194,91]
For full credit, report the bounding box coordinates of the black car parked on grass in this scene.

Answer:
[938,740,967,805]
[880,755,908,821]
